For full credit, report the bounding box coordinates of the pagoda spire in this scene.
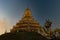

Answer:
[22,7,33,19]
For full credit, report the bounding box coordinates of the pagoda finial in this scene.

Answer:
[26,5,30,10]
[26,2,29,9]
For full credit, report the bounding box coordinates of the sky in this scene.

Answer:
[0,0,60,35]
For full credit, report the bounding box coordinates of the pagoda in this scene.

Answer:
[11,8,43,33]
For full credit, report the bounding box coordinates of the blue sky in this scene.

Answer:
[0,0,60,34]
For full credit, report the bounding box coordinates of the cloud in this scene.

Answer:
[0,18,8,35]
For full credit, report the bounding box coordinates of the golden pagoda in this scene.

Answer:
[11,8,42,33]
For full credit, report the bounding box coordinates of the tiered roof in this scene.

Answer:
[11,8,41,32]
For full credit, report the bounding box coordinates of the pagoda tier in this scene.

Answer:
[11,8,42,32]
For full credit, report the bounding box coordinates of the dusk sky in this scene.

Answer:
[0,0,60,35]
